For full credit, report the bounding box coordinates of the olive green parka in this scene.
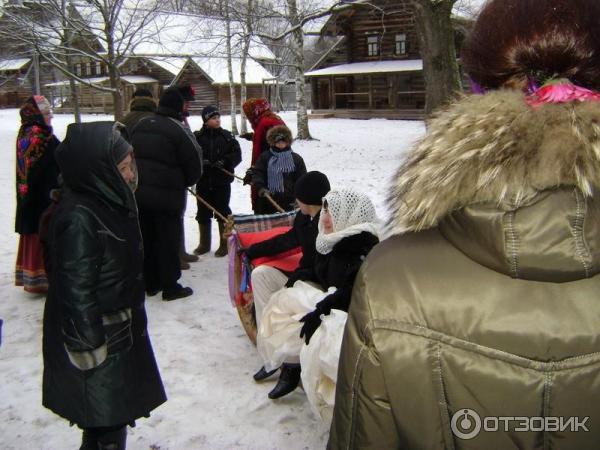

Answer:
[329,91,600,450]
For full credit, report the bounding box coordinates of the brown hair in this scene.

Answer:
[462,0,600,91]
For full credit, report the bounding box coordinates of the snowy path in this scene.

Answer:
[0,110,422,449]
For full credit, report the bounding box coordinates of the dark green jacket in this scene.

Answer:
[43,121,166,428]
[329,91,600,449]
[120,96,156,133]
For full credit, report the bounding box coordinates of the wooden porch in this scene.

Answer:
[309,108,424,120]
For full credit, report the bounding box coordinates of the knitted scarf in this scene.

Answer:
[267,147,295,193]
[16,97,53,199]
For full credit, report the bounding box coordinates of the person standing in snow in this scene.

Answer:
[257,189,379,400]
[251,125,307,214]
[131,87,202,301]
[15,95,60,294]
[243,171,331,390]
[240,98,285,212]
[193,106,241,257]
[329,0,600,448]
[120,88,156,133]
[43,122,166,450]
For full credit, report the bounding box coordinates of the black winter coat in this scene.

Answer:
[43,122,166,428]
[246,210,320,286]
[132,106,202,213]
[194,126,241,187]
[252,149,306,213]
[120,97,156,133]
[15,134,60,235]
[303,232,379,312]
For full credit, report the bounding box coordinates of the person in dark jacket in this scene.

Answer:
[120,88,156,132]
[43,122,166,450]
[193,105,242,257]
[15,95,60,294]
[257,188,380,401]
[252,125,307,214]
[131,87,202,301]
[243,171,330,392]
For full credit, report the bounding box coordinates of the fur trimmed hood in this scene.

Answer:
[389,90,600,233]
[266,125,293,146]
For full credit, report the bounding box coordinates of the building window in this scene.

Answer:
[367,35,379,57]
[86,62,92,76]
[95,61,102,75]
[395,34,407,55]
[74,63,82,76]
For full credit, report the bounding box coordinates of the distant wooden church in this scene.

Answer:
[306,0,469,119]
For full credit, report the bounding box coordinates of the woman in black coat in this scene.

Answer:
[43,122,166,450]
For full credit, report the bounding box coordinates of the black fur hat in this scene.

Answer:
[158,87,184,114]
[266,125,293,146]
[294,171,331,206]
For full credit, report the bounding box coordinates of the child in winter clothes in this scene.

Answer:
[193,105,242,257]
[256,189,379,403]
[251,125,307,214]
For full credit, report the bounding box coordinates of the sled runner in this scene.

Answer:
[227,210,301,344]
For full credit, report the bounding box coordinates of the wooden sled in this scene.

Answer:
[226,211,301,345]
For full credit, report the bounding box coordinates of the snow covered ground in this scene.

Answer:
[0,109,423,450]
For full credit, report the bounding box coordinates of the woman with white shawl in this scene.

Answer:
[257,188,380,414]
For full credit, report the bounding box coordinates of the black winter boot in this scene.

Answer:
[194,222,212,255]
[214,220,228,257]
[253,365,278,382]
[80,429,98,450]
[268,363,300,399]
[96,426,127,450]
[162,283,194,301]
[180,226,199,262]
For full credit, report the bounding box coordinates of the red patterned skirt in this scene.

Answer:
[15,234,48,294]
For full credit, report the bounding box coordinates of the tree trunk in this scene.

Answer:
[239,0,253,135]
[224,1,238,135]
[287,0,312,140]
[67,58,81,124]
[413,0,461,116]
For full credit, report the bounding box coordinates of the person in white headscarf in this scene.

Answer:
[257,188,380,401]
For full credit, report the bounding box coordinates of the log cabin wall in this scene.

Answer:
[175,63,218,114]
[217,85,264,114]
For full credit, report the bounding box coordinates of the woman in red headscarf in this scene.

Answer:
[15,95,60,294]
[241,98,285,212]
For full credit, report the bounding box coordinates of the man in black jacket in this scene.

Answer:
[120,88,156,132]
[243,171,330,397]
[131,87,202,301]
[193,105,242,257]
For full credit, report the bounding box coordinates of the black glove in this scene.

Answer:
[202,159,212,168]
[299,309,322,345]
[214,160,225,169]
[240,132,254,141]
[242,168,253,185]
[258,188,271,198]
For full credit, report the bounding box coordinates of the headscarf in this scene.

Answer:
[267,147,295,193]
[315,189,380,255]
[243,98,277,128]
[16,96,54,198]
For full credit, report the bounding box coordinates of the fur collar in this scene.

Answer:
[388,90,600,233]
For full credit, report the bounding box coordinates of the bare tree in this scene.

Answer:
[0,0,167,120]
[222,0,239,134]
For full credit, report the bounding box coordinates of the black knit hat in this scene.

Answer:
[112,126,132,163]
[158,87,184,114]
[133,88,153,98]
[177,84,195,101]
[294,171,331,206]
[202,105,220,123]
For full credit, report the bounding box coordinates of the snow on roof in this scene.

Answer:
[146,57,189,76]
[0,58,31,71]
[305,59,423,77]
[132,13,276,61]
[45,75,157,88]
[190,57,273,85]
